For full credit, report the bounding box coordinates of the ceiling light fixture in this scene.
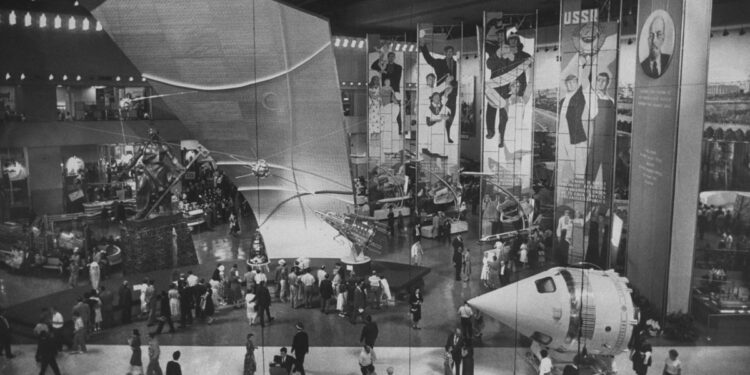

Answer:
[95,21,103,31]
[39,13,47,28]
[334,38,341,47]
[342,38,349,47]
[20,73,25,80]
[76,75,81,81]
[49,74,54,80]
[9,11,17,26]
[82,18,90,31]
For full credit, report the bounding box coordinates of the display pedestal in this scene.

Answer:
[120,214,197,274]
[340,255,372,276]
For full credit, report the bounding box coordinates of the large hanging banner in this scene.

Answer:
[480,12,535,237]
[553,1,619,267]
[366,35,409,218]
[417,24,462,216]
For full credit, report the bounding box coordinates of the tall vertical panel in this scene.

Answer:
[479,13,535,238]
[88,0,353,259]
[417,24,462,209]
[366,35,409,215]
[554,1,619,268]
[628,0,684,312]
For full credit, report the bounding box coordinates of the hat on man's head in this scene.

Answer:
[278,259,286,265]
[296,322,304,330]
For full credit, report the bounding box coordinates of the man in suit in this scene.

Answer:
[257,281,274,327]
[640,15,671,78]
[291,322,309,375]
[272,347,296,374]
[36,331,60,374]
[0,307,13,359]
[420,41,459,143]
[118,280,133,325]
[319,274,334,314]
[445,327,464,375]
[360,315,379,348]
[351,281,367,324]
[166,350,182,375]
[71,297,90,335]
[98,285,114,329]
[452,248,463,281]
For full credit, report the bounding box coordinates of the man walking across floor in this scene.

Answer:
[147,333,162,375]
[119,280,133,325]
[0,307,14,359]
[166,351,182,375]
[152,291,176,335]
[360,315,379,348]
[445,327,464,375]
[319,274,334,314]
[36,331,60,374]
[458,301,473,341]
[256,281,275,327]
[291,322,309,375]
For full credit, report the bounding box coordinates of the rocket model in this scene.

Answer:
[314,210,389,255]
[469,267,638,361]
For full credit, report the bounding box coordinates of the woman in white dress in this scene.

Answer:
[89,261,101,290]
[480,252,490,288]
[168,284,180,319]
[245,291,257,326]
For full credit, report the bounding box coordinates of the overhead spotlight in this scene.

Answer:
[54,15,62,29]
[24,12,32,27]
[357,40,364,49]
[82,18,90,31]
[63,74,68,81]
[74,0,80,6]
[95,21,102,31]
[9,11,17,25]
[49,74,54,80]
[5,73,10,80]
[343,38,349,47]
[334,38,341,47]
[68,16,76,30]
[39,14,47,28]
[129,76,134,82]
[142,77,147,82]
[76,75,81,81]
[740,28,746,36]
[116,76,121,81]
[20,73,25,80]
[394,43,401,51]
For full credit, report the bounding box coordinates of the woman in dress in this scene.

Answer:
[168,283,180,319]
[462,248,472,281]
[245,290,257,326]
[128,329,142,375]
[409,287,423,330]
[368,76,384,134]
[480,252,490,288]
[202,284,215,324]
[243,333,257,375]
[89,260,101,290]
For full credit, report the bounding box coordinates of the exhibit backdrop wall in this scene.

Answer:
[553,1,619,268]
[479,12,536,238]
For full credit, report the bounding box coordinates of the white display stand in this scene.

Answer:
[372,206,410,220]
[420,220,468,238]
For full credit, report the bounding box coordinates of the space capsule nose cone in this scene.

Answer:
[468,284,523,326]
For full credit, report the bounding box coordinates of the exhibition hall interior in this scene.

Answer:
[0,0,749,374]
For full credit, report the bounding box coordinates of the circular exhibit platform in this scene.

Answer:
[340,255,372,276]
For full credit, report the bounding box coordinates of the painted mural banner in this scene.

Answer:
[479,12,535,237]
[554,1,619,267]
[416,24,462,216]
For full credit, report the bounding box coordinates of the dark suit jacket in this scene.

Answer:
[319,279,334,299]
[360,322,379,346]
[274,354,296,374]
[99,290,114,312]
[118,285,133,307]
[166,361,182,375]
[36,335,58,362]
[562,364,579,375]
[256,285,272,307]
[640,54,671,78]
[445,333,464,360]
[354,287,366,309]
[559,87,587,145]
[292,331,309,355]
[420,44,457,85]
